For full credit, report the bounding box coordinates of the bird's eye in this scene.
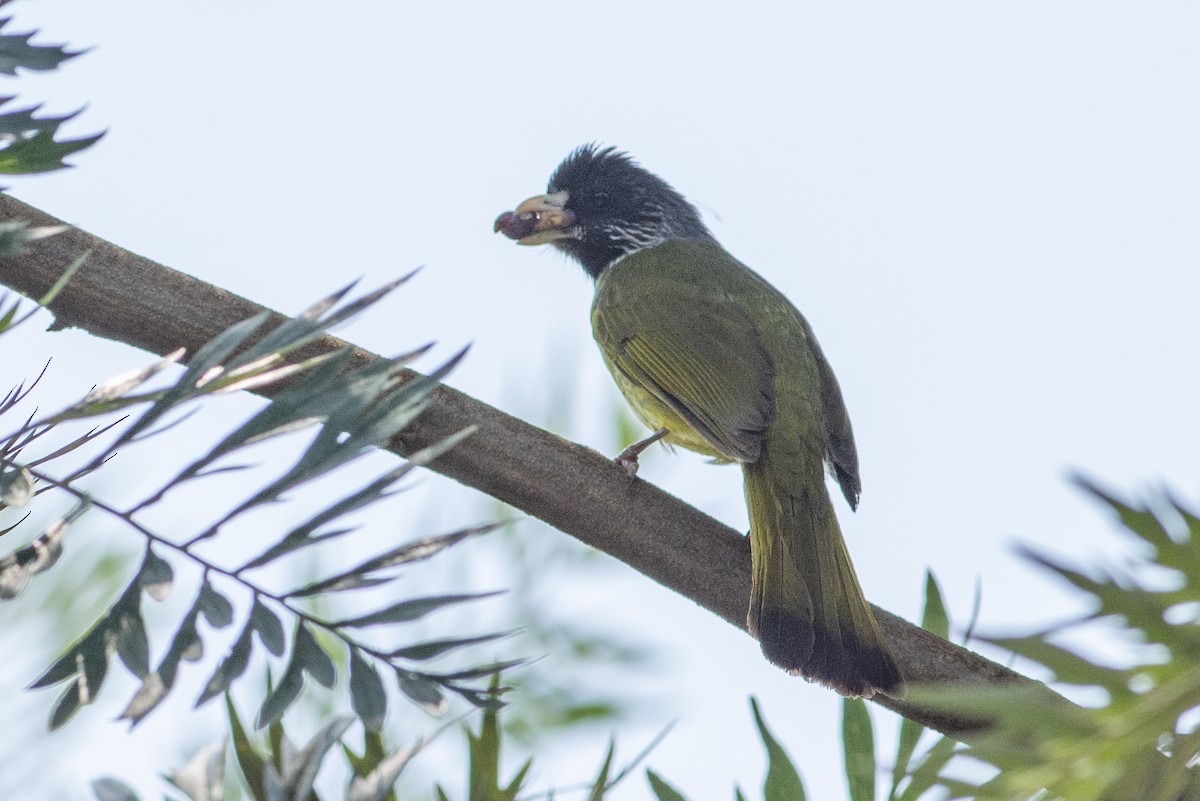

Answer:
[592,191,611,210]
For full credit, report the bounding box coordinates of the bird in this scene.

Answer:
[494,144,903,697]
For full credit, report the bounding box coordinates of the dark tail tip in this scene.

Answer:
[753,611,904,698]
[753,608,815,673]
[807,622,905,698]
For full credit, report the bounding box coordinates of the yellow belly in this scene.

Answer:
[609,363,731,461]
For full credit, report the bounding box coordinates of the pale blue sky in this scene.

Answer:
[4,3,1200,799]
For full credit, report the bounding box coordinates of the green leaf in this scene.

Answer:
[188,310,274,376]
[21,419,123,473]
[112,589,149,679]
[646,770,689,801]
[921,570,950,641]
[588,738,616,800]
[203,349,459,525]
[343,728,386,777]
[282,717,353,801]
[120,602,203,725]
[196,621,254,707]
[447,683,508,711]
[605,721,676,793]
[197,579,233,628]
[304,274,416,332]
[288,572,392,599]
[889,725,922,801]
[961,576,982,643]
[1074,474,1169,548]
[36,249,88,306]
[0,20,84,74]
[403,424,479,467]
[890,571,948,799]
[334,591,502,628]
[227,696,274,801]
[36,617,111,729]
[286,349,463,491]
[349,647,388,732]
[115,311,271,446]
[235,282,347,363]
[0,290,22,329]
[77,642,112,702]
[91,777,141,801]
[250,598,285,656]
[238,462,438,573]
[348,351,465,450]
[293,621,336,689]
[750,697,807,801]
[76,348,183,408]
[256,656,305,729]
[931,479,1200,799]
[428,658,527,682]
[346,740,423,801]
[198,348,354,461]
[365,522,501,571]
[239,520,362,574]
[505,760,533,799]
[389,631,516,661]
[49,679,82,729]
[266,703,286,775]
[466,683,514,801]
[137,546,173,602]
[986,633,1134,690]
[260,362,419,487]
[254,622,334,729]
[0,124,102,174]
[0,219,66,256]
[41,619,111,728]
[842,698,875,801]
[288,523,495,598]
[396,669,445,716]
[245,276,416,365]
[30,616,108,688]
[895,735,957,801]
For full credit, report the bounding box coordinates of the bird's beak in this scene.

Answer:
[494,191,578,245]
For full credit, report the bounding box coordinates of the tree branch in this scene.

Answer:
[0,193,1067,738]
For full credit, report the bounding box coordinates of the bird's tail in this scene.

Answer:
[743,447,903,697]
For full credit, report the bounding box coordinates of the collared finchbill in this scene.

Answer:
[494,146,904,697]
[493,191,578,245]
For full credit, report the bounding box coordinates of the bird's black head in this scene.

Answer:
[495,144,712,278]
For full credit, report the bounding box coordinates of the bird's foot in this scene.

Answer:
[614,428,668,479]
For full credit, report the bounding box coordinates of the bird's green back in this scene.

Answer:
[590,238,857,503]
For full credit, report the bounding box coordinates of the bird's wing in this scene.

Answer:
[812,343,861,509]
[596,290,776,463]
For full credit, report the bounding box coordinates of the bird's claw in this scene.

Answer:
[614,428,668,480]
[615,450,643,479]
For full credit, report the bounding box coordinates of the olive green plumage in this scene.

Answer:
[592,239,901,697]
